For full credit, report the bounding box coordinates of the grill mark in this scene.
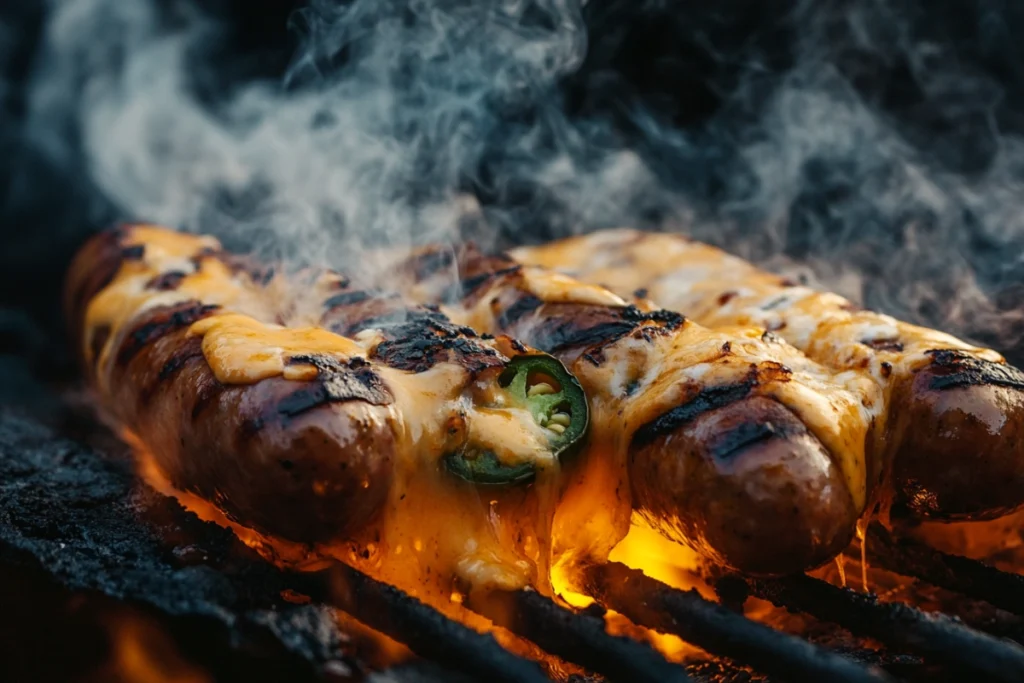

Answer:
[632,363,792,448]
[116,302,221,366]
[863,337,904,352]
[925,349,1024,391]
[159,338,205,381]
[518,304,684,363]
[373,328,504,374]
[456,266,522,298]
[761,295,791,311]
[496,295,543,329]
[89,325,111,368]
[324,290,375,309]
[409,248,455,280]
[709,421,800,462]
[632,384,754,449]
[145,271,187,291]
[277,355,394,418]
[190,246,220,270]
[121,245,145,260]
[138,337,206,406]
[190,378,223,421]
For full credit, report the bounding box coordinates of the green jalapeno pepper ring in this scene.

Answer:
[444,354,589,486]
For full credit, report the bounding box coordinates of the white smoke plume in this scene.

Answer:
[21,0,1024,358]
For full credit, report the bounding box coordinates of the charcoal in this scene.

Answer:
[0,406,363,681]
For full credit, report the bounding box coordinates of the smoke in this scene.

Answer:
[17,0,1024,359]
[25,0,663,268]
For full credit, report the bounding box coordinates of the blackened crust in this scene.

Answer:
[924,349,1024,391]
[116,301,221,366]
[406,247,455,280]
[889,351,1024,520]
[632,362,793,449]
[506,302,684,365]
[279,356,394,416]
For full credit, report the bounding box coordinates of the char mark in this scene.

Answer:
[372,311,505,374]
[632,383,753,449]
[137,336,207,406]
[925,349,1024,391]
[145,271,187,291]
[324,290,375,309]
[863,337,904,352]
[120,244,145,261]
[190,378,223,421]
[708,421,800,462]
[632,363,791,448]
[408,248,455,280]
[452,266,521,300]
[116,301,221,366]
[519,304,683,364]
[496,294,543,328]
[278,355,394,418]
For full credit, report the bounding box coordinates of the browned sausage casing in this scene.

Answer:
[65,227,397,544]
[514,229,1024,521]
[376,245,871,575]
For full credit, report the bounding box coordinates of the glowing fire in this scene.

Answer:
[95,612,212,683]
[121,424,1024,677]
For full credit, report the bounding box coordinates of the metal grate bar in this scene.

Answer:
[863,522,1024,616]
[287,562,550,683]
[743,572,1024,683]
[580,562,892,683]
[467,587,690,683]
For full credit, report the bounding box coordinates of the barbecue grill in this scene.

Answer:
[6,387,1024,683]
[6,1,1024,681]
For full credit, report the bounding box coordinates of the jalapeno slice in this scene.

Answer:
[444,354,589,486]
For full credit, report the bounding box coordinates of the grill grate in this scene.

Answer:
[742,573,1024,683]
[5,401,1024,682]
[580,561,891,683]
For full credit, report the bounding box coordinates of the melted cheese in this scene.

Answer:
[189,313,365,384]
[80,225,569,602]
[514,229,1012,513]
[513,229,1004,384]
[406,263,874,564]
[521,268,627,307]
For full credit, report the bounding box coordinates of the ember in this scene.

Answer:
[6,1,1024,682]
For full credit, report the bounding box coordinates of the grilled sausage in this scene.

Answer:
[376,245,875,575]
[64,225,398,543]
[65,225,595,598]
[515,229,1024,521]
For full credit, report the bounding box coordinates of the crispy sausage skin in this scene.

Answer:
[515,229,1024,521]
[631,396,855,575]
[65,226,397,544]
[377,246,870,575]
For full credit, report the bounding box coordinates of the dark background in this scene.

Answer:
[4,0,1024,389]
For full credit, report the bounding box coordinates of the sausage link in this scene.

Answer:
[378,245,869,574]
[66,226,397,544]
[514,229,1024,521]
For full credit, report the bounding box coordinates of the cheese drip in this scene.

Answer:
[77,224,568,603]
